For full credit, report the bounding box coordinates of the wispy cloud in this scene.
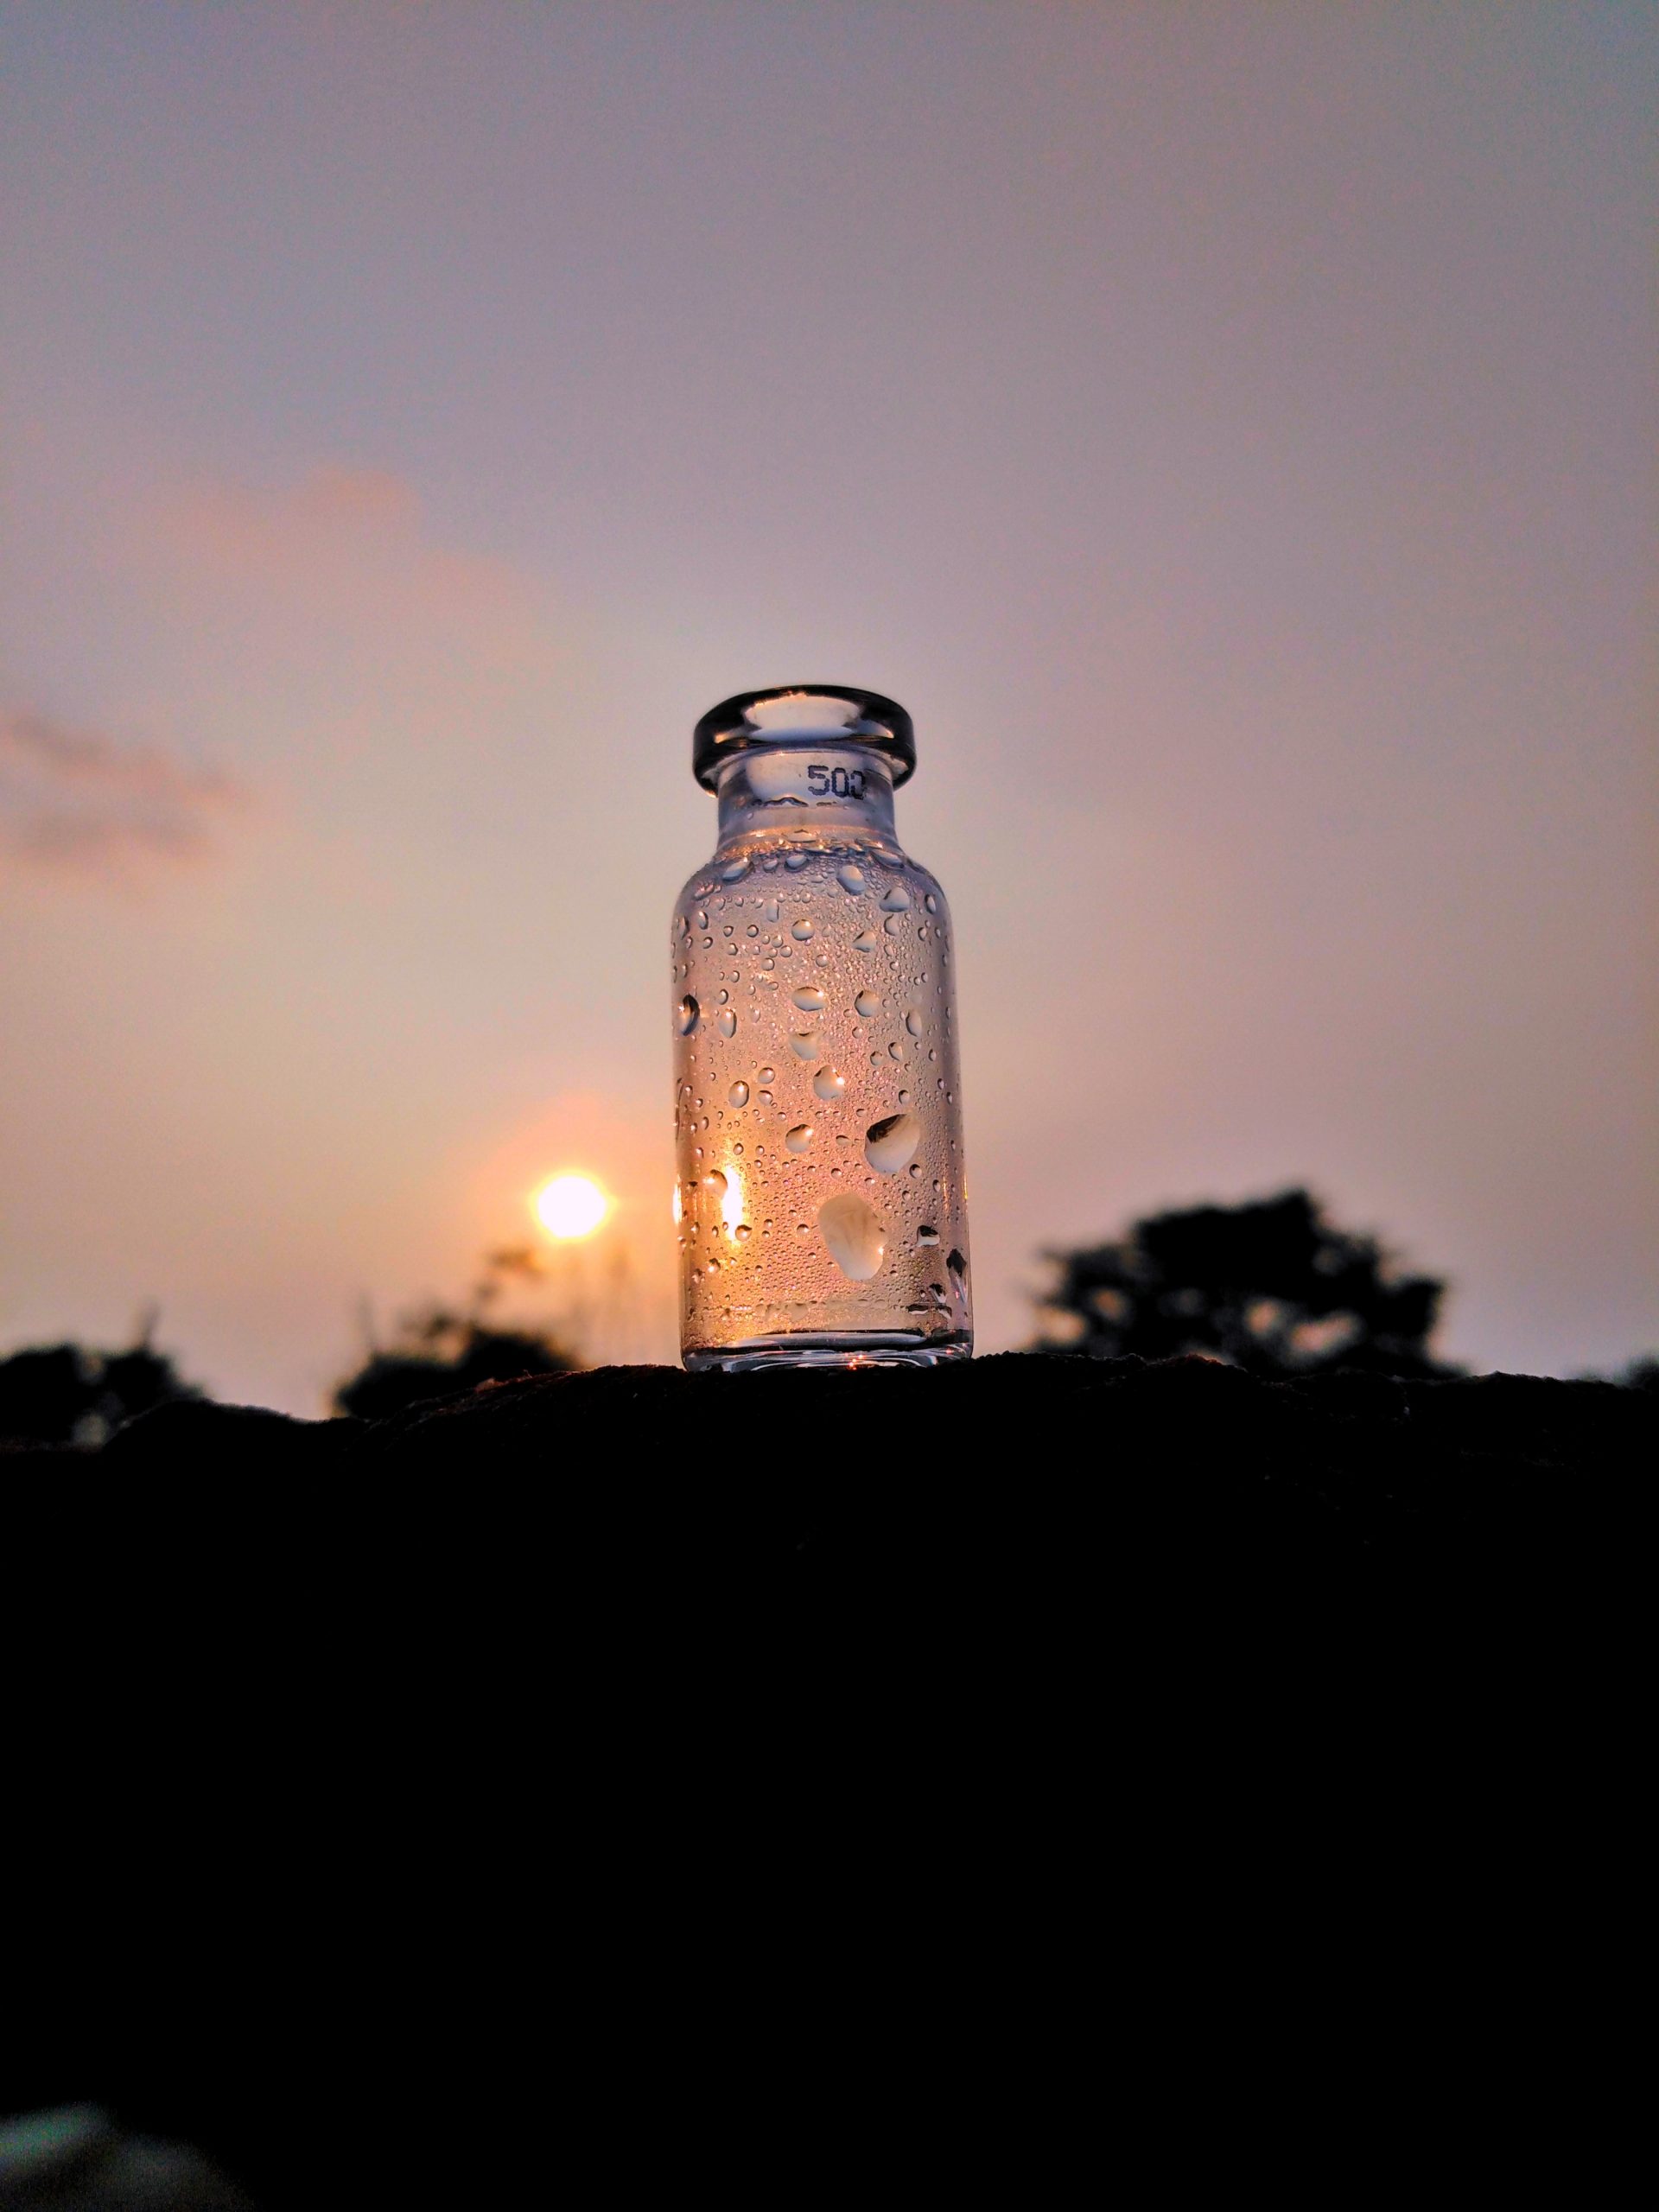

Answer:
[0,704,242,880]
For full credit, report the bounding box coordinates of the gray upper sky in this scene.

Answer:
[2,1,1654,1409]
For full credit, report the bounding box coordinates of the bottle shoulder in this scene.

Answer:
[677,835,942,896]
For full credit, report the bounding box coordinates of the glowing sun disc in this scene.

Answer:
[535,1173,609,1240]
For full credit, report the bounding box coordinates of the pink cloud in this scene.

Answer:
[0,704,243,881]
[155,465,553,645]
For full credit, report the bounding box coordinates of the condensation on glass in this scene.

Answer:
[671,686,971,1371]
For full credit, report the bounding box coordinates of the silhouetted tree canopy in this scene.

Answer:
[1035,1187,1458,1379]
[334,1310,577,1421]
[0,1327,200,1446]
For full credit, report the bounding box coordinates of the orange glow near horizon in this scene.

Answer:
[534,1173,609,1240]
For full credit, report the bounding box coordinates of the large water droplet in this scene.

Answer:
[785,853,810,871]
[715,1008,737,1038]
[852,929,880,953]
[721,859,750,882]
[880,884,912,912]
[785,1123,814,1154]
[792,985,826,1014]
[818,1192,886,1281]
[734,1223,752,1242]
[759,1065,776,1084]
[728,1081,749,1108]
[704,1169,727,1200]
[763,899,780,923]
[676,995,699,1036]
[812,1066,846,1102]
[790,1031,823,1060]
[925,892,939,914]
[836,862,868,896]
[906,1010,924,1037]
[948,1249,969,1298]
[918,1225,940,1246]
[791,918,813,941]
[695,909,709,930]
[865,1112,921,1173]
[854,989,881,1018]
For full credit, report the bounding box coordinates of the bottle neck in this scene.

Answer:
[714,744,898,851]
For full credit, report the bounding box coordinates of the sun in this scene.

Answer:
[534,1173,609,1240]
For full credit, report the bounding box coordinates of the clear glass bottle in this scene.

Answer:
[672,686,971,1372]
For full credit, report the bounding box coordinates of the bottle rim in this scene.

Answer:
[693,685,915,791]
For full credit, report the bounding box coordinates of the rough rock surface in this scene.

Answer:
[3,1355,1645,2207]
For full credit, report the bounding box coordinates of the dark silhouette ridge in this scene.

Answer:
[1037,1186,1458,1376]
[4,1354,1647,2209]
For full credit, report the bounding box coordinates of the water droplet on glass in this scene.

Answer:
[747,924,760,936]
[716,988,729,1003]
[864,1112,921,1173]
[785,853,810,871]
[734,1224,752,1242]
[791,918,813,941]
[853,929,880,953]
[854,989,881,1018]
[948,1249,969,1298]
[818,1192,886,1281]
[925,892,939,914]
[721,859,749,882]
[785,1123,814,1154]
[884,915,906,935]
[759,1066,775,1084]
[695,909,709,930]
[790,1031,822,1060]
[918,1225,939,1246]
[909,1163,923,1179]
[728,1081,749,1108]
[837,862,868,896]
[812,1066,846,1102]
[715,1008,737,1037]
[880,884,911,912]
[906,1010,924,1037]
[704,1167,727,1198]
[764,900,780,922]
[792,985,826,1014]
[676,995,699,1036]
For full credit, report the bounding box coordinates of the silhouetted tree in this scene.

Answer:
[0,1319,201,1446]
[1034,1187,1458,1379]
[335,1322,577,1421]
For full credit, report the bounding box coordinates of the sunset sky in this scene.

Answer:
[2,2,1654,1410]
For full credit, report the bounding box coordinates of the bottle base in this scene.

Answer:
[683,1329,972,1375]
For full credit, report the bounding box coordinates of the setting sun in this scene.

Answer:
[534,1173,609,1240]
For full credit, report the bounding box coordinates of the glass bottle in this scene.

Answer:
[671,686,971,1371]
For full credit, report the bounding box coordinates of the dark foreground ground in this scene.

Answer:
[2,1354,1647,2206]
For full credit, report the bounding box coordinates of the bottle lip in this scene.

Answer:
[693,685,914,791]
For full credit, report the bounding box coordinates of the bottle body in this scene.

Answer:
[672,741,970,1370]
